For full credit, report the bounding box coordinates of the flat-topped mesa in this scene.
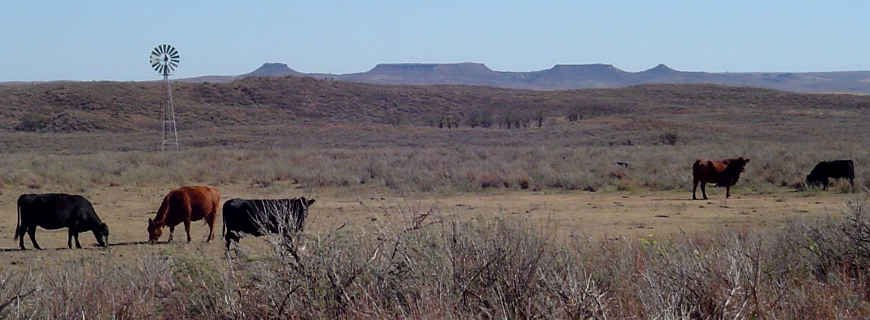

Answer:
[247,63,300,77]
[549,64,625,72]
[369,62,493,75]
[544,64,629,80]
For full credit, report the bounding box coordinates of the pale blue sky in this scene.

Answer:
[2,1,868,81]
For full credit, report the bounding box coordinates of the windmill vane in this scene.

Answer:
[149,44,180,76]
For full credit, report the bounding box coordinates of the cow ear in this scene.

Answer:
[147,218,153,224]
[744,158,750,163]
[307,199,316,206]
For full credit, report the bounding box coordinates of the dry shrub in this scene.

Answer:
[2,201,870,318]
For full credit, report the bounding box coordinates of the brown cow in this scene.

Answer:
[147,186,220,244]
[692,157,750,200]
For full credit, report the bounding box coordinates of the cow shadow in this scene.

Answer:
[651,197,700,201]
[0,246,108,252]
[109,240,157,247]
[0,240,170,252]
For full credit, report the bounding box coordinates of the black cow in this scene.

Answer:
[223,197,315,249]
[806,160,855,190]
[15,194,109,250]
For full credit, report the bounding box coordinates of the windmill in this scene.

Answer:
[149,44,180,151]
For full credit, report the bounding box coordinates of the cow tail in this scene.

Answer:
[14,200,22,241]
[222,208,227,239]
[849,160,856,179]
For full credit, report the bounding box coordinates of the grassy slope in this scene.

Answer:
[2,77,870,132]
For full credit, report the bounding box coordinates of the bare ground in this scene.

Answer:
[0,183,852,266]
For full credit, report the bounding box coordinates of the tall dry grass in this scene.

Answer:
[2,198,869,319]
[1,138,867,195]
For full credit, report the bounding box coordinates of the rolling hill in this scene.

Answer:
[2,76,870,136]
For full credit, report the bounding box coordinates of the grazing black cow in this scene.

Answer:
[806,160,855,190]
[223,197,315,249]
[15,194,109,250]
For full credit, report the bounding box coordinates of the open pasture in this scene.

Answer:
[1,82,869,317]
[0,183,855,256]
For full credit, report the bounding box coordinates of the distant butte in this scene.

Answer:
[176,62,870,94]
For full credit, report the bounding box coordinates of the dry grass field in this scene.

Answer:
[1,80,869,318]
[0,184,855,254]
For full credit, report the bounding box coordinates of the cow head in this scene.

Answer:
[302,197,316,208]
[731,157,750,172]
[93,222,109,248]
[147,218,162,244]
[806,174,825,186]
[720,157,750,186]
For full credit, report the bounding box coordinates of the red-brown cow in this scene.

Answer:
[147,186,220,244]
[692,157,750,200]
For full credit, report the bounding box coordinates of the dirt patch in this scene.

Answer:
[0,184,851,267]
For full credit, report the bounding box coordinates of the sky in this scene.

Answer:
[1,1,869,81]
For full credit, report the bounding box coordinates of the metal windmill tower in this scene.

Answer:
[149,44,180,151]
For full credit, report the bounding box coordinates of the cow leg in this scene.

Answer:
[74,232,82,249]
[701,182,708,200]
[850,177,855,192]
[692,178,699,200]
[205,213,216,242]
[726,186,731,198]
[19,226,27,250]
[168,225,175,242]
[28,227,41,250]
[184,219,192,243]
[68,223,82,249]
[225,232,239,250]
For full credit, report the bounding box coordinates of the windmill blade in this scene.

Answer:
[148,44,181,76]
